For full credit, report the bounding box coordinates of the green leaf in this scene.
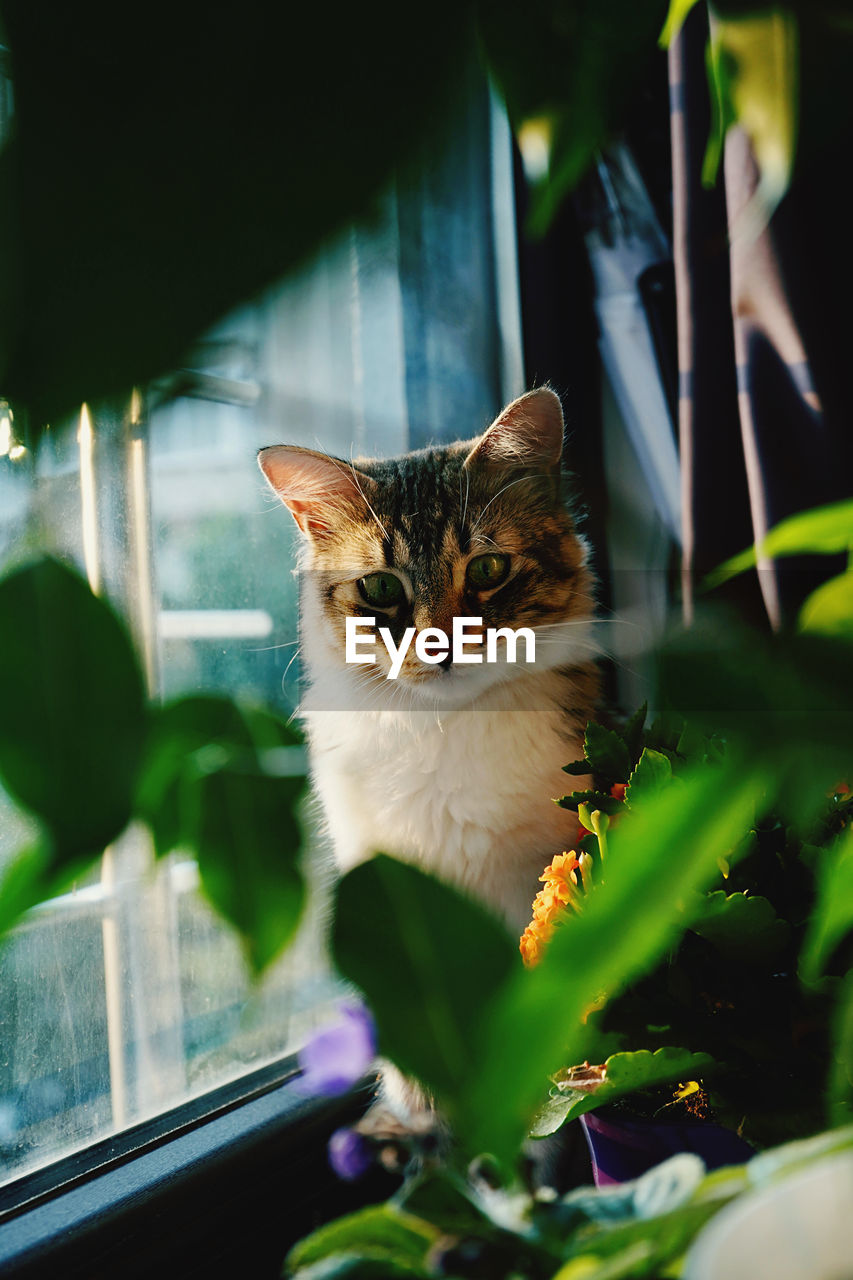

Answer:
[192,767,306,974]
[704,11,798,233]
[623,702,648,767]
[706,499,853,589]
[563,759,593,776]
[689,891,790,964]
[332,855,516,1104]
[799,572,853,639]
[395,1170,493,1237]
[287,1205,438,1275]
[479,1,668,236]
[660,0,702,47]
[584,722,632,783]
[626,749,673,806]
[657,624,853,825]
[556,790,624,816]
[530,1047,714,1137]
[801,827,853,982]
[135,694,303,858]
[829,971,853,1126]
[0,557,146,859]
[458,762,768,1166]
[0,3,475,427]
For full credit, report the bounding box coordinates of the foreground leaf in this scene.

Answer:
[192,767,305,974]
[0,557,146,859]
[332,856,516,1104]
[705,499,853,589]
[135,694,303,858]
[459,762,767,1165]
[799,571,853,639]
[0,1,474,427]
[479,0,667,235]
[287,1205,438,1276]
[800,827,853,982]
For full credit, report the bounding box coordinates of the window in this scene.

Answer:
[0,73,522,1194]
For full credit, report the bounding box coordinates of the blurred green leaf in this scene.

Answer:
[191,766,306,974]
[689,890,790,964]
[0,556,146,858]
[530,1047,714,1138]
[332,855,516,1104]
[657,623,853,824]
[478,0,668,236]
[799,571,853,638]
[829,970,853,1126]
[0,0,475,427]
[287,1204,438,1276]
[706,500,853,589]
[627,748,673,807]
[135,694,303,858]
[660,0,702,47]
[584,722,632,783]
[801,827,853,983]
[704,10,798,233]
[459,763,767,1165]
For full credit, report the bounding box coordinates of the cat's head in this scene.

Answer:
[258,388,595,707]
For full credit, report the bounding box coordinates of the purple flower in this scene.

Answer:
[328,1126,372,1181]
[297,1003,377,1096]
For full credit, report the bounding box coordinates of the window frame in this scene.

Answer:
[0,1064,386,1279]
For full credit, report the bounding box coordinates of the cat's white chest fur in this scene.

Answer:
[304,673,587,933]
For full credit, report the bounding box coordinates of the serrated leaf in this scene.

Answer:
[623,702,648,766]
[287,1204,438,1275]
[801,827,853,982]
[690,891,790,964]
[530,1047,714,1137]
[556,790,624,816]
[627,749,673,806]
[192,767,305,974]
[332,856,516,1105]
[584,722,632,783]
[0,557,146,861]
[563,759,593,776]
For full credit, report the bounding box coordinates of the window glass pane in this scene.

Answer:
[0,73,520,1188]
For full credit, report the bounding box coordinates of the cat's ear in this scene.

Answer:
[463,387,564,471]
[258,445,376,538]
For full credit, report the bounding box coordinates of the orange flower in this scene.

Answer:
[520,918,553,967]
[611,782,628,801]
[540,851,580,885]
[521,851,583,966]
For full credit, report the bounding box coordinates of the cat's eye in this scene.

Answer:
[466,553,510,590]
[358,571,405,608]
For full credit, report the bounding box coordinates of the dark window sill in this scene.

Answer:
[0,1063,391,1280]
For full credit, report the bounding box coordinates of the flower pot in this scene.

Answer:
[580,1109,755,1186]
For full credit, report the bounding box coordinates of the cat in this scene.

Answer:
[258,386,600,936]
